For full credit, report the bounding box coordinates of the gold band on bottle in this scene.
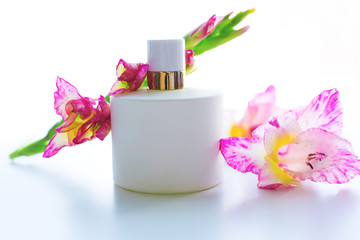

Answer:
[147,71,184,90]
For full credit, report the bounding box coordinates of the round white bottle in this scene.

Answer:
[111,39,223,193]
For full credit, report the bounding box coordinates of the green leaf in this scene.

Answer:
[141,76,148,88]
[9,120,63,160]
[192,25,249,55]
[191,8,255,56]
[105,94,110,103]
[212,9,254,35]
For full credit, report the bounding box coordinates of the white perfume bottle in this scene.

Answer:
[111,39,223,193]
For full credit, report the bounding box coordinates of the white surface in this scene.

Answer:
[111,88,223,193]
[147,39,185,71]
[1,0,360,239]
[1,143,360,240]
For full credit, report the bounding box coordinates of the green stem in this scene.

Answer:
[9,120,63,160]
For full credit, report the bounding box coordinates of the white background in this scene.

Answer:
[1,0,360,144]
[1,0,360,239]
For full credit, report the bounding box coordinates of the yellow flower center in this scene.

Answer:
[230,124,248,137]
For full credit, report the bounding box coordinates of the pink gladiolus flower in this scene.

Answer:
[184,14,224,49]
[43,77,111,158]
[110,59,149,95]
[220,89,360,189]
[230,85,281,138]
[185,49,195,74]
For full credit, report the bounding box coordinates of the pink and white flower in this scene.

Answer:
[230,85,281,138]
[221,89,360,189]
[184,14,224,49]
[43,77,111,158]
[110,59,149,95]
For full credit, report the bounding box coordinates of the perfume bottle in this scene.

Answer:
[111,39,223,193]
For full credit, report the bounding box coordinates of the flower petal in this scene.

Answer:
[58,98,97,133]
[67,98,97,119]
[57,112,79,133]
[247,85,276,127]
[296,89,343,134]
[194,14,221,38]
[110,59,149,95]
[96,119,111,141]
[257,156,299,189]
[220,137,266,174]
[54,76,82,120]
[132,64,149,89]
[264,114,302,161]
[73,122,97,144]
[279,128,360,184]
[109,80,131,95]
[44,79,112,157]
[184,14,224,49]
[251,124,266,141]
[185,49,195,74]
[43,132,72,158]
[97,95,110,119]
[95,96,111,141]
[116,59,139,81]
[231,85,276,138]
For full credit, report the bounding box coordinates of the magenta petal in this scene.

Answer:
[220,137,266,174]
[185,49,195,73]
[110,59,149,95]
[73,123,97,144]
[116,59,138,79]
[97,96,110,119]
[45,80,110,158]
[296,89,343,134]
[198,14,224,37]
[185,14,224,49]
[118,67,138,82]
[280,128,360,184]
[132,64,149,89]
[116,59,145,82]
[196,14,215,37]
[95,95,111,140]
[68,98,97,119]
[186,49,195,65]
[54,76,82,120]
[43,132,72,158]
[96,119,111,141]
[109,88,132,96]
[116,59,130,80]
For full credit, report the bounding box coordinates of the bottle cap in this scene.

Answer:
[147,39,185,90]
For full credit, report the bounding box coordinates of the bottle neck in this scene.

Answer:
[147,70,184,90]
